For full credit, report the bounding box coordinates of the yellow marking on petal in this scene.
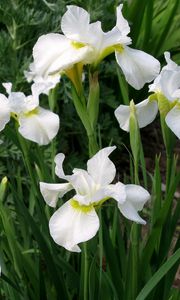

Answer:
[70,196,110,213]
[71,41,86,49]
[70,199,93,213]
[24,108,39,117]
[114,44,124,53]
[92,44,124,70]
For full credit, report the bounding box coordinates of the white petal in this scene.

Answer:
[165,104,180,139]
[115,98,158,132]
[102,27,131,51]
[149,52,179,93]
[40,182,73,207]
[136,99,158,127]
[8,92,27,114]
[118,184,150,224]
[115,46,160,89]
[2,82,12,95]
[116,4,130,36]
[54,153,71,180]
[18,107,59,145]
[0,94,10,131]
[118,201,146,224]
[87,146,116,186]
[49,200,99,252]
[164,52,179,71]
[160,70,180,101]
[114,104,131,131]
[61,6,106,51]
[25,64,60,95]
[61,5,90,43]
[33,33,92,77]
[105,182,126,204]
[71,169,96,202]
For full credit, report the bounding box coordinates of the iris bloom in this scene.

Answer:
[40,146,150,252]
[115,52,180,137]
[27,5,160,90]
[0,83,59,145]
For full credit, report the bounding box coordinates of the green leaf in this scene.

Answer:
[136,248,180,300]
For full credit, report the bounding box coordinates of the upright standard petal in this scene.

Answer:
[116,4,130,36]
[87,146,116,186]
[115,46,160,89]
[70,169,97,205]
[0,94,10,131]
[165,104,180,139]
[160,70,180,101]
[115,98,158,132]
[149,52,179,93]
[18,107,59,145]
[118,184,150,224]
[49,200,99,252]
[40,182,73,207]
[61,5,90,43]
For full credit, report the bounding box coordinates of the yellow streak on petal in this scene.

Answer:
[70,199,93,213]
[113,44,124,53]
[71,41,86,49]
[24,108,39,117]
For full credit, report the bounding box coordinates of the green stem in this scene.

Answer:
[130,224,139,299]
[83,242,89,300]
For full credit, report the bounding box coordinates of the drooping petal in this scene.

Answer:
[165,104,180,139]
[114,98,158,132]
[160,70,180,101]
[49,200,100,252]
[115,46,160,89]
[118,184,150,224]
[18,107,59,145]
[40,182,73,207]
[33,33,93,77]
[0,94,10,131]
[87,146,116,186]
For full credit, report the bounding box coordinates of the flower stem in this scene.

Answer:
[83,242,89,300]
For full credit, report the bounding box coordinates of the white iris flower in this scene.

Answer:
[115,52,180,136]
[27,4,160,90]
[40,146,150,252]
[0,83,60,145]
